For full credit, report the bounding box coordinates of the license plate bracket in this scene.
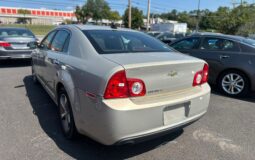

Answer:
[12,44,29,50]
[163,102,190,125]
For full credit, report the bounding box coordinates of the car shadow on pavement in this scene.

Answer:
[23,75,183,160]
[0,59,31,68]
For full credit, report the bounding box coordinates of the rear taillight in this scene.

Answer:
[104,70,146,99]
[201,63,209,83]
[0,41,11,47]
[128,79,146,97]
[193,64,209,86]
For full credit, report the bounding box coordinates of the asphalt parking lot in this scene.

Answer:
[0,60,255,160]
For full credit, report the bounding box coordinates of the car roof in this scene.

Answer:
[62,24,138,32]
[189,32,245,42]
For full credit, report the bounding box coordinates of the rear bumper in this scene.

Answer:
[115,111,205,145]
[76,84,211,145]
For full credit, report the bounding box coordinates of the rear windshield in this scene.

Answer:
[83,30,172,54]
[0,29,35,38]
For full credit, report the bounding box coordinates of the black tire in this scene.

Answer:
[58,88,78,139]
[218,70,250,97]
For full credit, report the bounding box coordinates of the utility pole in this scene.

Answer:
[196,0,201,32]
[231,0,239,8]
[146,0,151,31]
[232,0,236,8]
[128,0,132,28]
[231,0,236,8]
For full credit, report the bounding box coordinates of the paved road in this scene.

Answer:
[0,60,255,160]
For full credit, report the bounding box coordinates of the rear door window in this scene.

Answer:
[50,30,70,52]
[41,31,57,50]
[171,37,200,50]
[201,38,240,52]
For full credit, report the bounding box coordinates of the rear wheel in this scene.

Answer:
[58,88,78,139]
[218,70,249,97]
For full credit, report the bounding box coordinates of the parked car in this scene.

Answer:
[0,27,37,60]
[147,31,162,37]
[31,25,211,145]
[170,32,255,97]
[156,32,185,45]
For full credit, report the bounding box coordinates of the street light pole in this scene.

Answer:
[196,0,201,32]
[128,0,132,28]
[146,0,151,31]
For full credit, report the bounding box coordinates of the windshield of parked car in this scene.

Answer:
[242,38,255,47]
[83,30,172,54]
[0,28,35,38]
[157,32,175,39]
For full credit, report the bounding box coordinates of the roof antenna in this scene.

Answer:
[110,22,118,29]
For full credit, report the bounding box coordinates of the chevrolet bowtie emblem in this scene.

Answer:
[167,71,178,77]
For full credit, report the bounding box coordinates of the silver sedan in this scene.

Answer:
[31,25,211,145]
[0,27,37,59]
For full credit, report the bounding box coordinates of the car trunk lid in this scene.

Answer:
[0,37,35,50]
[103,52,206,96]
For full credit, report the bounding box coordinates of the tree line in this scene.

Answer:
[75,0,255,36]
[157,4,255,36]
[74,0,144,29]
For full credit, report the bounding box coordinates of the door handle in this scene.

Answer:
[220,55,230,59]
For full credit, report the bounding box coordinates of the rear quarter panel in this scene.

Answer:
[53,26,124,133]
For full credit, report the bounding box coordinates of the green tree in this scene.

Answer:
[74,6,85,23]
[109,11,121,21]
[17,9,31,24]
[199,9,214,30]
[160,9,178,21]
[75,0,111,23]
[123,7,144,29]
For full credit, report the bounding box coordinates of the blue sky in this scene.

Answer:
[0,0,254,15]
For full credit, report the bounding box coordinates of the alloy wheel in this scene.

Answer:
[221,73,245,95]
[59,94,71,133]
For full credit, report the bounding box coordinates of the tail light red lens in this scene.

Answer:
[128,79,146,97]
[201,63,209,83]
[104,70,146,99]
[104,70,129,99]
[0,41,11,47]
[193,64,209,86]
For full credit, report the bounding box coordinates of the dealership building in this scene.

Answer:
[0,7,76,25]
